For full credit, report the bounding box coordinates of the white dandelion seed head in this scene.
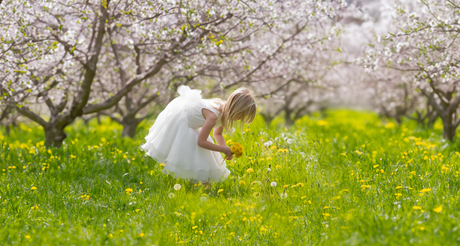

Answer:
[280,192,288,199]
[271,182,277,187]
[287,139,293,144]
[168,193,175,198]
[200,196,207,202]
[174,184,181,190]
[264,141,273,147]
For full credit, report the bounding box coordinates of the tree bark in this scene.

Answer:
[428,112,438,127]
[420,89,460,141]
[284,108,294,126]
[442,114,457,141]
[44,124,67,148]
[121,116,141,138]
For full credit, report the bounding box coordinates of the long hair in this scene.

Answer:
[218,87,257,131]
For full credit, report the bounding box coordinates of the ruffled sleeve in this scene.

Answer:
[202,99,222,128]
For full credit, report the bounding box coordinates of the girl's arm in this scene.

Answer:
[213,126,226,146]
[198,109,233,158]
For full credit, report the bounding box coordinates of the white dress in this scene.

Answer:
[140,85,230,183]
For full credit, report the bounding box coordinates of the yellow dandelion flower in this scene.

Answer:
[246,168,254,173]
[433,206,442,213]
[361,185,370,190]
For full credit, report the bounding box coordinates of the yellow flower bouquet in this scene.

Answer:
[230,142,244,158]
[221,142,244,166]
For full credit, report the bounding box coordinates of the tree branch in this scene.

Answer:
[70,1,110,118]
[15,105,49,128]
[82,58,167,114]
[131,93,159,116]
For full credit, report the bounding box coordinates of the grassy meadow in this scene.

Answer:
[1,110,460,245]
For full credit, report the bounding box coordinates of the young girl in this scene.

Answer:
[141,85,256,185]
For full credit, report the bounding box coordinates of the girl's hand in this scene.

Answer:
[223,146,233,160]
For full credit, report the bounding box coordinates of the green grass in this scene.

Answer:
[1,109,460,245]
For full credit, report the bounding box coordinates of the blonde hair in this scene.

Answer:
[218,87,256,131]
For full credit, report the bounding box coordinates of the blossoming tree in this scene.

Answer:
[364,0,460,140]
[1,0,351,144]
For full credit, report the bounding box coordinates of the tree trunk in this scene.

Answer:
[97,113,102,125]
[44,124,67,147]
[284,109,294,126]
[260,113,274,126]
[427,113,437,128]
[441,114,457,141]
[121,116,141,138]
